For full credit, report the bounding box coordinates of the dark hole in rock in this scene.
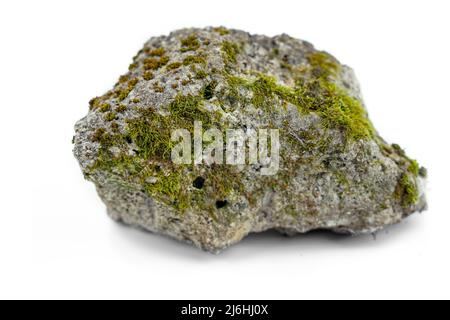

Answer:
[193,176,205,189]
[203,81,217,100]
[125,136,132,144]
[215,200,228,209]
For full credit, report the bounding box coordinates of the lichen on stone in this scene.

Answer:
[74,27,427,253]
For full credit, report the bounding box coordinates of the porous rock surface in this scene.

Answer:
[73,27,427,253]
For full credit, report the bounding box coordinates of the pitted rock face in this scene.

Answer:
[73,27,427,253]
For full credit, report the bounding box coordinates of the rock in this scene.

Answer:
[73,27,427,253]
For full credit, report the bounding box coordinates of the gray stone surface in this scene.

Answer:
[73,27,427,253]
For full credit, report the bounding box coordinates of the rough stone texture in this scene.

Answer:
[73,27,427,253]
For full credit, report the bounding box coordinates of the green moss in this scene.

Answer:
[148,47,166,57]
[111,122,120,133]
[213,27,230,35]
[408,160,420,177]
[307,51,340,78]
[166,61,182,71]
[128,62,138,71]
[180,34,201,52]
[334,170,350,190]
[392,143,406,157]
[90,89,239,212]
[116,78,139,101]
[142,167,189,210]
[99,103,111,113]
[202,164,244,200]
[395,174,419,208]
[317,81,375,141]
[183,54,206,66]
[195,69,208,79]
[126,113,173,160]
[224,69,374,142]
[153,83,165,93]
[221,41,240,65]
[91,128,106,142]
[118,75,129,84]
[168,94,213,124]
[124,94,213,161]
[104,112,117,122]
[144,56,170,70]
[143,71,154,80]
[116,104,127,113]
[89,97,101,110]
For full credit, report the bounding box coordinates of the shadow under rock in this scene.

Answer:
[111,213,423,260]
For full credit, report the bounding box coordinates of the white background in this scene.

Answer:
[0,0,449,300]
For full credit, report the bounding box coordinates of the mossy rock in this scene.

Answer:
[74,27,427,253]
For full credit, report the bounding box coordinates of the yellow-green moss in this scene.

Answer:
[99,103,111,113]
[195,69,208,79]
[91,92,238,212]
[128,62,138,71]
[104,112,117,122]
[116,78,139,101]
[307,51,340,78]
[180,34,201,52]
[153,83,165,93]
[408,160,420,177]
[395,174,419,208]
[221,41,240,64]
[89,97,101,110]
[144,56,170,70]
[118,75,129,84]
[116,104,127,113]
[143,71,154,81]
[91,128,106,143]
[183,54,207,66]
[213,27,230,35]
[224,68,375,142]
[111,122,119,133]
[147,47,166,57]
[166,62,182,71]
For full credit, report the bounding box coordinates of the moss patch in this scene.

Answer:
[144,56,170,70]
[221,41,240,65]
[90,92,240,211]
[223,61,375,143]
[116,78,139,101]
[395,174,419,208]
[143,71,154,81]
[183,54,207,66]
[408,160,420,177]
[166,62,182,71]
[104,112,117,122]
[213,27,230,35]
[147,47,166,57]
[180,34,201,52]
